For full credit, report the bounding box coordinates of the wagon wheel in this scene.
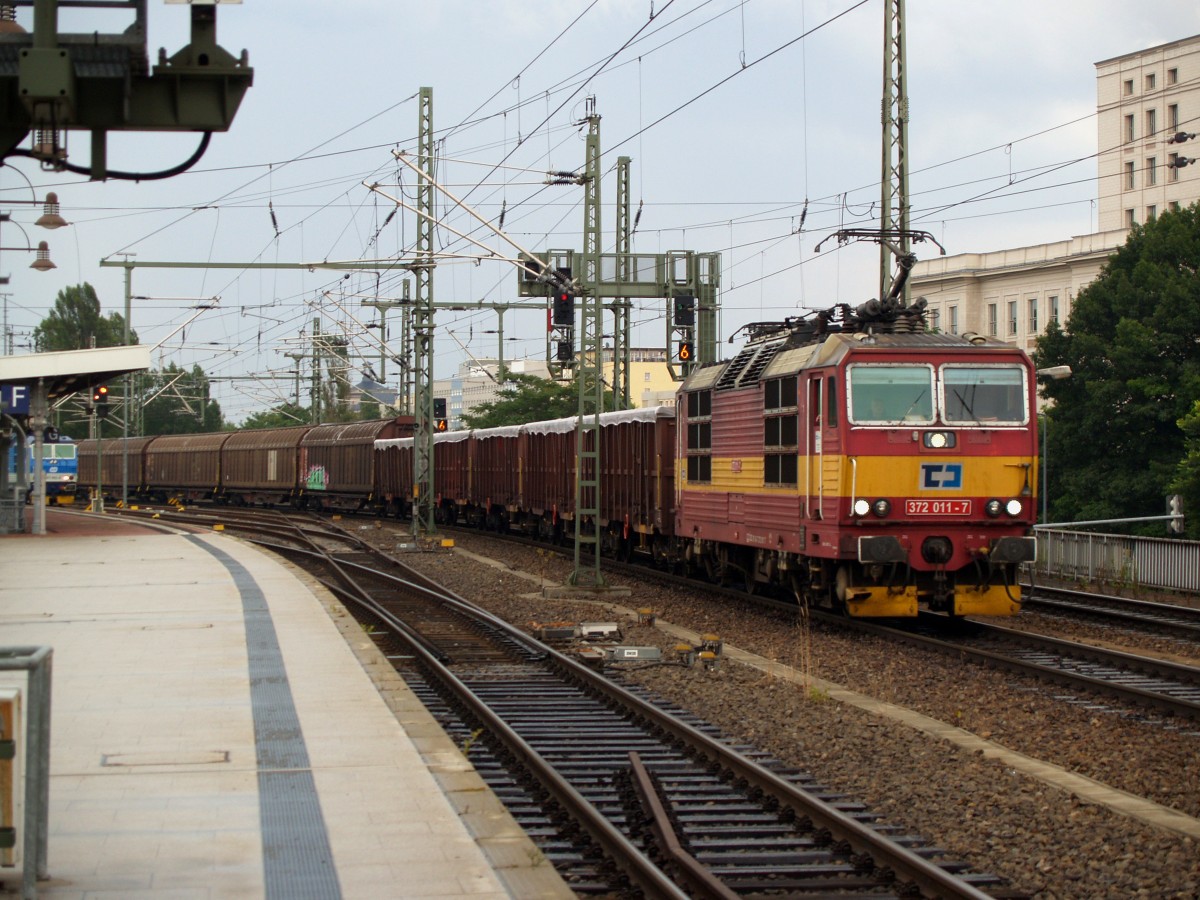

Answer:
[742,568,757,596]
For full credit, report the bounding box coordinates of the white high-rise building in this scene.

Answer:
[911,34,1200,353]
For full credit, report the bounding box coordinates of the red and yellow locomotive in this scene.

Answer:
[675,297,1038,616]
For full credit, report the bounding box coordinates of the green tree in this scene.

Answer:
[240,402,310,430]
[33,283,136,351]
[462,372,617,428]
[139,364,224,434]
[1172,400,1200,538]
[1035,202,1200,534]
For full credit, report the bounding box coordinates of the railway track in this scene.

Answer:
[115,504,1014,898]
[434,522,1200,726]
[839,614,1200,724]
[1021,582,1200,639]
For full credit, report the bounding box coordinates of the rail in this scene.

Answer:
[1033,529,1200,595]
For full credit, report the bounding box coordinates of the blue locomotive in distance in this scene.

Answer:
[6,430,77,504]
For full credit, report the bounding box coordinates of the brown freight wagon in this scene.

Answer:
[521,414,577,540]
[76,435,161,501]
[373,434,412,516]
[298,417,412,512]
[598,406,676,554]
[434,430,472,525]
[373,429,469,522]
[518,407,676,550]
[220,425,313,505]
[143,432,232,502]
[465,424,521,529]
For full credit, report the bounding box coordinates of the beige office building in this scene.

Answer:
[912,34,1200,354]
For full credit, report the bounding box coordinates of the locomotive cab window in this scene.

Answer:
[685,389,712,483]
[942,366,1027,424]
[848,365,934,424]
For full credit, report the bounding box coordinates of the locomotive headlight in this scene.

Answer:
[1005,499,1023,517]
[922,431,955,449]
[985,499,1003,517]
[853,498,871,517]
[872,498,891,517]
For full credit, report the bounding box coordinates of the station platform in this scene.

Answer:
[0,508,573,899]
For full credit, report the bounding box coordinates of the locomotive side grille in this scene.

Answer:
[714,345,757,390]
[715,340,786,391]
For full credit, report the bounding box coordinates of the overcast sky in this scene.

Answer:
[3,0,1198,422]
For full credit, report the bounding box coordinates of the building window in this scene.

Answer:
[1049,295,1059,326]
[1146,73,1156,91]
[643,371,651,382]
[1168,68,1178,85]
[949,306,958,335]
[987,303,997,337]
[1147,157,1157,185]
[1125,161,1135,190]
[1125,208,1136,228]
[1169,104,1179,131]
[1123,78,1134,96]
[1008,300,1018,336]
[1028,298,1038,334]
[1170,201,1181,212]
[1146,108,1157,136]
[1125,114,1135,143]
[1147,205,1157,221]
[1169,153,1180,183]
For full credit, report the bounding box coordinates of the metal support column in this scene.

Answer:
[121,262,132,506]
[697,260,719,366]
[397,279,413,413]
[880,0,911,303]
[309,318,321,424]
[412,86,436,537]
[29,380,46,534]
[613,156,632,408]
[569,99,605,587]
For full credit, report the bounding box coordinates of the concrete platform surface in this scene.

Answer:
[0,509,572,899]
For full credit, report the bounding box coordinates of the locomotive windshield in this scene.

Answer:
[942,366,1026,424]
[848,365,935,423]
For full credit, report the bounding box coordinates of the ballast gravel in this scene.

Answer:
[378,529,1200,899]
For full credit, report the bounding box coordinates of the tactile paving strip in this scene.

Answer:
[188,536,343,899]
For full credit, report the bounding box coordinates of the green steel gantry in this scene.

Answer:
[515,99,722,590]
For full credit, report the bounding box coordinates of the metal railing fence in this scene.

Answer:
[1033,529,1200,595]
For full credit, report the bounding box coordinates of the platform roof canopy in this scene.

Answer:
[0,346,152,415]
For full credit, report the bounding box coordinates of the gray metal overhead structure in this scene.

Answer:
[0,0,253,179]
[0,344,150,534]
[517,247,720,374]
[880,0,911,303]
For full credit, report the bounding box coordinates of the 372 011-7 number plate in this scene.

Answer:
[905,499,972,516]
